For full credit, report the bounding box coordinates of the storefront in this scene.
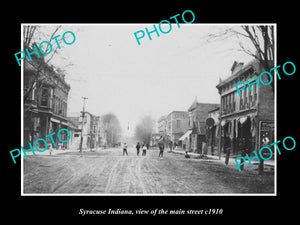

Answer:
[205,113,220,155]
[49,117,69,149]
[179,129,192,150]
[220,112,259,156]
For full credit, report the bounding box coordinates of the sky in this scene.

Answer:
[32,24,255,136]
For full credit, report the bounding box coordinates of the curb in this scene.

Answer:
[171,150,275,168]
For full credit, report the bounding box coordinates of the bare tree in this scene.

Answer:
[134,115,155,145]
[24,26,38,47]
[207,25,275,92]
[23,25,74,111]
[102,113,122,147]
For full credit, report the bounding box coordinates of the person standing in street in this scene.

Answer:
[225,147,230,166]
[158,137,164,158]
[169,141,173,152]
[142,144,147,156]
[136,142,141,156]
[123,142,128,156]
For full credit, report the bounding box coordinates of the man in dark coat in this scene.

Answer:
[158,137,164,158]
[123,142,128,156]
[136,142,141,156]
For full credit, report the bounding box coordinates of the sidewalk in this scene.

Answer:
[171,146,275,171]
[23,148,97,156]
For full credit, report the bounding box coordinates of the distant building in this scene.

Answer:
[99,118,107,148]
[180,98,219,154]
[23,50,70,150]
[205,107,220,155]
[91,115,101,149]
[157,116,167,137]
[165,111,189,148]
[67,111,101,150]
[216,59,274,157]
[67,116,81,149]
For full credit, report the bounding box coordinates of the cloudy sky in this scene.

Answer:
[32,24,255,136]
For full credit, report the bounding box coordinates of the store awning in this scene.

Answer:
[50,117,60,123]
[239,116,248,124]
[61,121,68,126]
[179,130,192,141]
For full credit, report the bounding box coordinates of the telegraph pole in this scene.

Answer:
[79,97,88,153]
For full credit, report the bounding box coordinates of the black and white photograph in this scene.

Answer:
[4,4,298,222]
[21,24,276,195]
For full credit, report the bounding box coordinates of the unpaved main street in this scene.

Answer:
[23,148,274,194]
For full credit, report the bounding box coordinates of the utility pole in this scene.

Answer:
[95,116,100,151]
[79,97,88,153]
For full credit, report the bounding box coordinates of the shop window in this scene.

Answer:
[40,87,49,107]
[232,93,235,112]
[253,83,258,105]
[52,95,56,110]
[240,99,243,110]
[176,120,181,128]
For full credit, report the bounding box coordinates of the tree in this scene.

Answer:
[23,25,74,111]
[102,113,122,147]
[134,115,155,145]
[207,25,275,92]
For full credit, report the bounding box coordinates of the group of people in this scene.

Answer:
[122,137,165,158]
[135,142,148,156]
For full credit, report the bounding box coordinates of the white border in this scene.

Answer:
[21,23,277,196]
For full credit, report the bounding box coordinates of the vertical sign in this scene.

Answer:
[258,121,275,156]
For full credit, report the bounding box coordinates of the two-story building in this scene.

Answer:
[67,111,101,150]
[216,59,274,157]
[165,111,189,148]
[23,51,70,150]
[180,98,219,154]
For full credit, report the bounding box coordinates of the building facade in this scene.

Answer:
[67,111,101,150]
[216,59,274,157]
[158,116,167,136]
[67,116,81,150]
[205,107,220,155]
[23,52,71,150]
[181,98,219,154]
[165,111,189,148]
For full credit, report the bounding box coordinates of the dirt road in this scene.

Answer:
[23,148,274,194]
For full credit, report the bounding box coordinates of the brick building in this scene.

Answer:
[216,58,274,157]
[180,98,219,153]
[23,52,70,149]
